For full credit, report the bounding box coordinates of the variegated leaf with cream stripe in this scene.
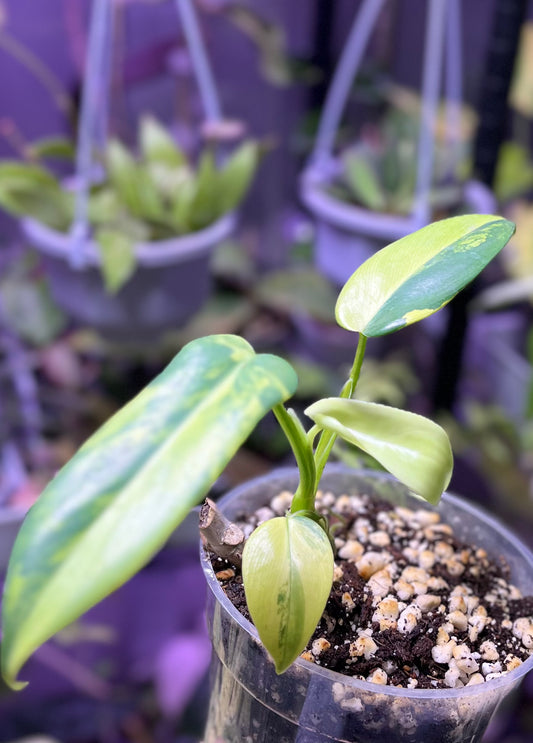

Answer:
[242,514,334,674]
[336,215,515,337]
[1,334,297,689]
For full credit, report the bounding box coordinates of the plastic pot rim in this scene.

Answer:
[201,463,533,700]
[299,159,494,241]
[20,211,237,269]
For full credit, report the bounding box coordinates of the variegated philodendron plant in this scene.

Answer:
[1,214,514,684]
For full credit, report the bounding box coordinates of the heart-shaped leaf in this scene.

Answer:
[2,335,297,689]
[242,514,334,674]
[306,398,453,504]
[336,215,515,337]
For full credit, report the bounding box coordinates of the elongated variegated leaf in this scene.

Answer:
[242,514,333,674]
[306,398,453,504]
[2,335,297,689]
[336,215,515,337]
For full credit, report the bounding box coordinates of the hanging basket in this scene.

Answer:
[299,0,489,285]
[51,0,234,340]
[301,157,497,285]
[21,211,236,341]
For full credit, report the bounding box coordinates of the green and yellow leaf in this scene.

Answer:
[242,514,333,674]
[306,398,453,504]
[336,215,515,337]
[1,335,297,689]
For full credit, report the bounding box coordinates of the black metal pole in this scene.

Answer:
[432,0,527,413]
[309,0,336,111]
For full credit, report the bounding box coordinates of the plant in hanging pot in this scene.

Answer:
[2,215,532,743]
[328,88,476,217]
[300,86,492,288]
[0,117,260,340]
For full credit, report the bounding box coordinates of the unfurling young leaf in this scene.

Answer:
[242,514,334,674]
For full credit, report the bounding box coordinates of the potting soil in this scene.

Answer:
[209,488,533,690]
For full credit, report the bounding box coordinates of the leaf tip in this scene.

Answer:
[4,676,28,692]
[274,656,294,675]
[1,654,29,692]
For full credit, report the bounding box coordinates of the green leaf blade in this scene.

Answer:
[336,215,515,337]
[106,140,143,214]
[187,150,219,230]
[306,398,453,505]
[242,514,333,674]
[216,141,259,216]
[1,335,297,688]
[106,140,167,225]
[0,162,73,230]
[27,137,75,162]
[343,150,387,211]
[95,229,136,293]
[139,116,186,167]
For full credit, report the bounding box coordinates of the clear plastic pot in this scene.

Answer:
[201,465,533,743]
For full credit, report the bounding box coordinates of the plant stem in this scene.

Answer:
[344,333,367,399]
[312,333,367,487]
[273,404,316,513]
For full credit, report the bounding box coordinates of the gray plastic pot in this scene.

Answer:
[300,160,497,286]
[201,465,533,743]
[20,212,236,341]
